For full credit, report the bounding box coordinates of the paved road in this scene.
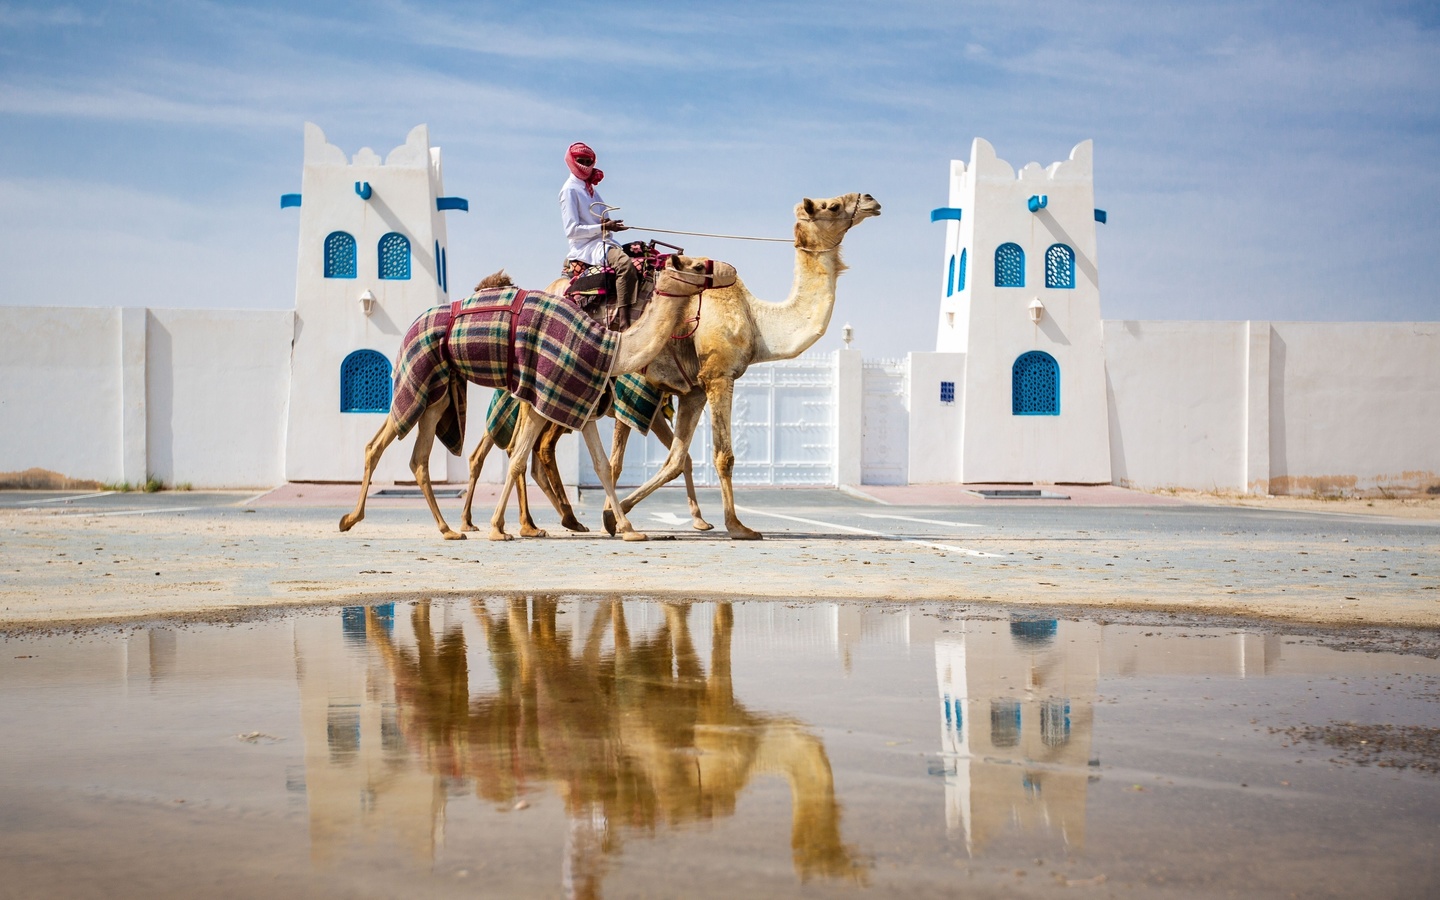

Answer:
[2,486,1437,629]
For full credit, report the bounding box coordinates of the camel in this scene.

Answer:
[600,192,881,539]
[338,255,735,542]
[364,598,866,894]
[455,390,713,536]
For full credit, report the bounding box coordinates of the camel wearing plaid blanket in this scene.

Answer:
[339,255,737,541]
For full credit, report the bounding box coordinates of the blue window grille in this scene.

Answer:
[957,248,967,292]
[340,350,391,413]
[378,232,411,280]
[995,242,1024,287]
[1041,699,1071,747]
[940,381,955,404]
[1045,243,1075,289]
[1012,351,1059,415]
[324,231,356,279]
[990,700,1022,748]
[946,254,955,296]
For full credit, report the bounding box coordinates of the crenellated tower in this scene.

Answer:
[932,138,1111,484]
[282,123,468,482]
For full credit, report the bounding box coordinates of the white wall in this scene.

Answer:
[1104,320,1440,495]
[146,309,292,488]
[1103,320,1249,491]
[1268,322,1440,494]
[907,352,965,483]
[0,307,126,484]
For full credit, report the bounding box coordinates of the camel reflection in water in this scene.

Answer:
[365,598,865,895]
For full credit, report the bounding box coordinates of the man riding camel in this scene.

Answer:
[559,142,641,327]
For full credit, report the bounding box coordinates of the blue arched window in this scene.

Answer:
[1045,243,1075,289]
[340,350,391,413]
[324,231,356,279]
[378,232,411,280]
[946,254,955,296]
[957,248,967,292]
[1012,351,1059,415]
[995,242,1024,287]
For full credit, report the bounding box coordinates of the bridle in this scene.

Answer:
[654,258,716,341]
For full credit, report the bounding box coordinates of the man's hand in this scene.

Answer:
[601,218,628,233]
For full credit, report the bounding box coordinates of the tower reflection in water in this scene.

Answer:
[935,617,1097,857]
[934,615,1291,858]
[294,598,865,896]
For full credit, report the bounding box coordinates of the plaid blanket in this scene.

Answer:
[391,287,620,454]
[612,374,663,435]
[484,390,521,448]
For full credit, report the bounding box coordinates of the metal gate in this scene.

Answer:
[583,353,838,487]
[861,358,909,485]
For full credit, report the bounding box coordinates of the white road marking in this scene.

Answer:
[734,505,1004,558]
[64,506,207,518]
[650,512,692,526]
[858,513,981,528]
[26,492,115,504]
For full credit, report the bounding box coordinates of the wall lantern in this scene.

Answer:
[1027,297,1045,325]
[359,289,377,317]
[842,323,854,348]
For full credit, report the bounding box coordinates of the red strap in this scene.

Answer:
[506,290,527,392]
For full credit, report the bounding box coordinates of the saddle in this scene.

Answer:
[562,239,680,331]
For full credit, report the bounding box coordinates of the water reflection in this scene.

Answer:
[297,599,865,896]
[934,615,1302,858]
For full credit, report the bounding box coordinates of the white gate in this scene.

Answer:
[583,353,838,487]
[862,358,909,484]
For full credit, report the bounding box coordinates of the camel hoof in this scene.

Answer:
[489,531,515,542]
[602,509,617,536]
[338,514,358,532]
[442,531,467,541]
[728,528,763,541]
[521,527,549,538]
[621,531,649,542]
[561,516,590,533]
[459,522,479,533]
[692,518,714,531]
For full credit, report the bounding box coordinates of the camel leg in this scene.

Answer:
[650,410,712,531]
[531,424,586,533]
[705,376,761,540]
[580,419,646,541]
[409,393,465,540]
[339,414,401,533]
[460,433,495,532]
[490,407,546,541]
[606,419,633,516]
[513,453,545,537]
[604,388,707,535]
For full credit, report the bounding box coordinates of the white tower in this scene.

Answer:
[283,123,467,482]
[934,138,1111,484]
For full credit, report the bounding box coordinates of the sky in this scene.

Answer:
[1,0,1438,358]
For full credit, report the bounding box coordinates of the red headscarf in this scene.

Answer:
[566,142,604,196]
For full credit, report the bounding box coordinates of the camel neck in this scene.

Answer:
[611,289,694,373]
[750,245,842,362]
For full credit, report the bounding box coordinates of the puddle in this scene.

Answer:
[2,600,1439,898]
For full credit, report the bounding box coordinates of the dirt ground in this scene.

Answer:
[1155,489,1440,521]
[2,484,1437,635]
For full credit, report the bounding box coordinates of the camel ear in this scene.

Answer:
[802,198,816,216]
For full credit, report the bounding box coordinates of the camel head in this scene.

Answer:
[793,193,882,252]
[656,254,738,295]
